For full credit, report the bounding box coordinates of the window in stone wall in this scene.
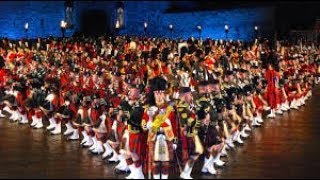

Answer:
[65,0,73,28]
[116,1,124,28]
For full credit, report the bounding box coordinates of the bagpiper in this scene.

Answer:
[118,83,146,179]
[176,85,203,179]
[141,76,178,179]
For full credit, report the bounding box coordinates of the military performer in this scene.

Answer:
[265,63,280,118]
[0,56,7,118]
[55,93,76,136]
[41,82,61,134]
[206,78,229,164]
[105,93,129,164]
[176,86,203,179]
[117,83,146,179]
[29,81,46,129]
[72,96,93,143]
[87,96,104,155]
[195,81,224,175]
[142,76,178,179]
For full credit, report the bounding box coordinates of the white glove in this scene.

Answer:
[146,121,153,130]
[100,48,105,55]
[190,85,195,92]
[111,120,117,131]
[264,106,271,111]
[147,106,158,117]
[173,91,179,99]
[173,144,177,150]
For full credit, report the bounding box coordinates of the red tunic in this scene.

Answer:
[265,69,280,109]
[0,69,6,88]
[60,73,69,88]
[90,108,100,125]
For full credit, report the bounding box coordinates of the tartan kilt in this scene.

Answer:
[179,132,189,164]
[35,109,42,118]
[129,133,146,160]
[262,92,268,102]
[210,142,225,155]
[266,91,277,109]
[253,96,264,110]
[187,137,196,156]
[204,127,220,148]
[18,106,26,114]
[302,90,308,97]
[145,140,174,175]
[95,132,108,142]
[98,90,107,99]
[280,91,287,103]
[116,122,126,142]
[287,92,295,102]
[275,88,282,105]
[0,87,4,104]
[62,117,70,123]
[294,92,302,99]
[27,109,35,121]
[16,92,25,107]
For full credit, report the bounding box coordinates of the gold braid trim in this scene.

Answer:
[151,105,174,133]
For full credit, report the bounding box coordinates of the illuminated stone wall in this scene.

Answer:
[0,1,274,41]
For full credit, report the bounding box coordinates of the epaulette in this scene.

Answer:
[143,105,149,111]
[176,101,188,108]
[198,96,208,103]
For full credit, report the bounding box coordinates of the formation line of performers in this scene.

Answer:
[0,36,319,179]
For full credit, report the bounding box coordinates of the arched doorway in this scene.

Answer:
[80,10,111,37]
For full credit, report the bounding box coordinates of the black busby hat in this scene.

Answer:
[84,71,91,77]
[239,68,247,73]
[0,56,4,68]
[225,70,234,76]
[142,52,150,60]
[252,65,259,69]
[226,87,238,98]
[151,48,160,59]
[204,46,211,55]
[149,76,168,92]
[161,47,170,62]
[208,79,220,85]
[195,49,203,58]
[213,71,222,77]
[33,55,42,63]
[214,97,226,113]
[198,80,208,87]
[31,78,43,89]
[236,87,245,96]
[125,54,131,61]
[179,87,191,94]
[198,57,205,63]
[97,71,103,76]
[279,79,285,87]
[242,85,254,96]
[252,76,260,85]
[72,67,80,73]
[196,102,211,120]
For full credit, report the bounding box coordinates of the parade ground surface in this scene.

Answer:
[1,87,320,179]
